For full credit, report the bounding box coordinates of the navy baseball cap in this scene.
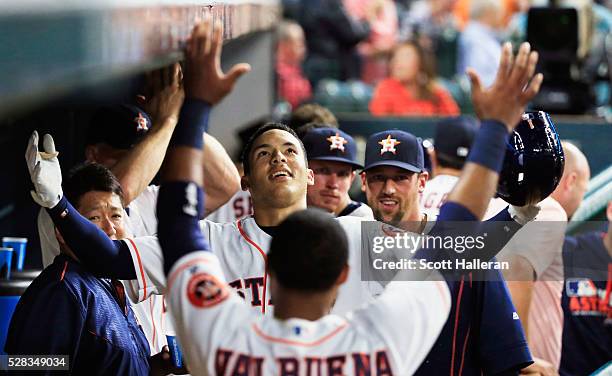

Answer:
[87,104,152,149]
[301,128,363,169]
[363,130,424,173]
[434,116,478,163]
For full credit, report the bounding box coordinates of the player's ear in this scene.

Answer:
[306,168,314,186]
[418,171,429,192]
[350,170,357,184]
[335,264,349,285]
[360,172,367,192]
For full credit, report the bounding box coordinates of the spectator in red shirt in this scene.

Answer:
[369,41,460,116]
[276,21,312,109]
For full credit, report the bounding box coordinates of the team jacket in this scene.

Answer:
[5,254,151,375]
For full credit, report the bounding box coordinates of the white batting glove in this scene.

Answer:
[25,131,63,208]
[508,203,541,225]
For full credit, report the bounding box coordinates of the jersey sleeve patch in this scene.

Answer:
[187,272,230,308]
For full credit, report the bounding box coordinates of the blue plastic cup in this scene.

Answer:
[166,335,184,368]
[0,248,13,279]
[2,238,27,271]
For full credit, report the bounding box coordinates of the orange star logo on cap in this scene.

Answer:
[379,135,401,155]
[134,113,148,131]
[327,133,348,152]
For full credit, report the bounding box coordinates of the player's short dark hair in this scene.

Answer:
[287,104,338,131]
[240,123,308,175]
[64,163,125,209]
[268,209,348,292]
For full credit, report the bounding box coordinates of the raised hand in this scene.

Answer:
[25,131,63,208]
[142,63,185,124]
[468,42,544,132]
[183,15,251,105]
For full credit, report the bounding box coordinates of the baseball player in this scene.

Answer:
[301,127,374,218]
[485,139,590,374]
[420,116,478,219]
[560,200,612,375]
[32,26,545,327]
[360,126,540,375]
[33,63,243,354]
[150,29,545,376]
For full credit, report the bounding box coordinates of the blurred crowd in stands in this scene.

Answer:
[276,0,612,118]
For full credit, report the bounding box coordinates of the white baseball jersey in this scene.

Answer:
[166,251,451,376]
[205,189,253,223]
[419,174,458,218]
[37,185,167,354]
[122,215,399,316]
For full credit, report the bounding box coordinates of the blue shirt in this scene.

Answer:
[560,232,612,376]
[415,268,532,376]
[5,254,151,375]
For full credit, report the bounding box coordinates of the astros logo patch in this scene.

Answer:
[187,272,229,308]
[134,112,149,131]
[327,133,348,152]
[379,135,401,155]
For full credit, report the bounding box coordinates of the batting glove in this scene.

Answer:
[508,203,541,225]
[25,131,63,208]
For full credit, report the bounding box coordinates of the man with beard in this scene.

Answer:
[359,122,537,373]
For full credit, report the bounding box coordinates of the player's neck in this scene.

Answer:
[333,195,352,216]
[273,290,335,321]
[253,201,307,227]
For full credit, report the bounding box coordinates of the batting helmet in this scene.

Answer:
[497,111,565,206]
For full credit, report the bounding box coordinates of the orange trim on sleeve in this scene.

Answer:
[251,322,348,347]
[59,261,68,281]
[167,257,212,292]
[127,238,147,301]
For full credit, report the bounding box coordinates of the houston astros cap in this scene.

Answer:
[301,128,363,169]
[434,116,478,164]
[87,104,152,150]
[363,130,424,173]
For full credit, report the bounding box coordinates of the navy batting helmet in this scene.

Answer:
[497,111,565,206]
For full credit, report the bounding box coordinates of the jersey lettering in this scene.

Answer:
[228,277,273,308]
[327,355,346,376]
[233,196,254,219]
[216,350,264,376]
[216,349,233,375]
[244,277,264,306]
[214,350,394,375]
[279,357,299,376]
[228,279,245,299]
[375,351,394,376]
[305,357,322,376]
[352,353,371,376]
